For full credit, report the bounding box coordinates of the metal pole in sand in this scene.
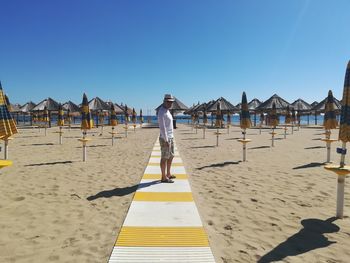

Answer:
[271,128,275,147]
[291,124,294,134]
[284,125,287,139]
[125,124,128,138]
[111,127,115,146]
[216,128,220,147]
[4,139,9,160]
[227,124,230,134]
[203,126,206,139]
[59,126,63,145]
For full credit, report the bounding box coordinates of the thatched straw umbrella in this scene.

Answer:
[109,104,118,145]
[284,106,291,139]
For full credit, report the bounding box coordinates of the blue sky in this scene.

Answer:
[1,0,349,113]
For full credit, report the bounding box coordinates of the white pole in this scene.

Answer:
[336,175,345,218]
[4,139,8,160]
[112,127,115,146]
[125,125,128,137]
[216,128,219,147]
[340,142,346,167]
[327,142,331,163]
[243,129,246,162]
[59,127,63,145]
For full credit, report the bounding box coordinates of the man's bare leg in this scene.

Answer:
[160,158,168,181]
[166,156,174,178]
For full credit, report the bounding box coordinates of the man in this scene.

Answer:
[157,94,176,183]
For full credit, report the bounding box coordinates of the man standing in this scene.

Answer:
[157,94,176,183]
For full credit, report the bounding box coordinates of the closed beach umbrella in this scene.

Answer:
[140,109,144,123]
[132,108,137,123]
[269,102,278,147]
[215,103,222,128]
[110,104,117,127]
[43,106,49,136]
[324,61,350,218]
[0,82,18,160]
[203,111,208,124]
[125,105,129,123]
[57,104,64,127]
[240,92,251,129]
[81,93,92,131]
[324,90,338,130]
[285,106,291,124]
[269,103,279,127]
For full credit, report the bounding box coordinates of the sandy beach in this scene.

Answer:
[175,124,350,263]
[1,123,350,262]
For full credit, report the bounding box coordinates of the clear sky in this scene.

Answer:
[1,0,349,113]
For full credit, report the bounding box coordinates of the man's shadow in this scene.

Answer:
[86,180,159,201]
[258,217,339,263]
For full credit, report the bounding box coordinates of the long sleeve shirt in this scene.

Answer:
[157,105,174,141]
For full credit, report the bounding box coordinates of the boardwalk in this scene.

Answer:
[108,139,215,262]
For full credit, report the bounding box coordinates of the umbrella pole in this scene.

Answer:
[203,126,206,139]
[195,124,198,134]
[284,125,287,139]
[4,139,8,160]
[125,124,128,138]
[83,131,87,162]
[338,142,347,218]
[227,124,230,134]
[271,128,275,147]
[112,127,115,146]
[59,126,63,145]
[292,124,294,134]
[259,123,262,135]
[216,128,219,147]
[243,129,246,161]
[45,126,47,136]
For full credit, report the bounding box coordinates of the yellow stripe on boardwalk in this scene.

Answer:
[142,174,188,179]
[134,192,193,202]
[148,163,184,166]
[116,227,209,247]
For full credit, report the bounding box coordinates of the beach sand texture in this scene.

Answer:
[0,123,350,262]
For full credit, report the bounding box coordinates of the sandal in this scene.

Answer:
[161,178,174,183]
[168,175,176,179]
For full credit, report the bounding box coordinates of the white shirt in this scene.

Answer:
[157,105,174,141]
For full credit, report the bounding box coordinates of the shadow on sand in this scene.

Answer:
[248,146,270,150]
[181,138,201,140]
[25,161,73,167]
[87,180,159,200]
[190,145,215,149]
[21,143,54,146]
[258,217,339,263]
[197,161,240,170]
[304,146,326,150]
[293,162,326,170]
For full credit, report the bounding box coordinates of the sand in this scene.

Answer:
[0,124,158,263]
[1,122,350,263]
[175,124,350,263]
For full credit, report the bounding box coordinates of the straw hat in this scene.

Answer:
[164,94,175,102]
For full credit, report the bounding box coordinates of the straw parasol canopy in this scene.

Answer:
[88,97,110,111]
[62,101,80,113]
[57,104,64,127]
[285,106,291,124]
[324,90,338,130]
[312,95,341,113]
[110,104,117,126]
[32,97,60,111]
[240,92,251,129]
[291,98,312,112]
[156,96,189,115]
[207,97,238,113]
[81,93,92,131]
[203,110,208,124]
[0,82,18,139]
[291,108,296,123]
[256,94,291,113]
[248,98,262,111]
[339,61,350,143]
[20,101,36,113]
[311,101,319,108]
[269,102,279,127]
